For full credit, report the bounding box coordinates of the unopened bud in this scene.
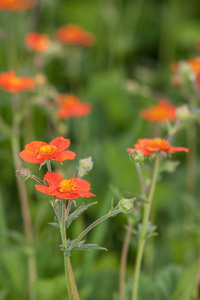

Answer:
[129,150,144,163]
[176,105,194,121]
[16,167,32,181]
[119,198,135,213]
[78,156,93,177]
[178,62,195,80]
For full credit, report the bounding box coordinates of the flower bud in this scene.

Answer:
[119,198,135,213]
[129,150,144,163]
[176,105,194,121]
[78,156,93,177]
[16,167,32,181]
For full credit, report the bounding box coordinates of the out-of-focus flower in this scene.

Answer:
[140,99,177,123]
[0,0,36,11]
[171,57,200,86]
[127,138,189,156]
[25,32,50,53]
[0,70,35,93]
[35,171,95,199]
[56,94,91,119]
[171,57,200,73]
[19,136,76,164]
[34,73,46,86]
[55,24,95,47]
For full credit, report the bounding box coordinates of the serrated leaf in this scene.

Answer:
[48,222,60,229]
[59,245,72,256]
[72,243,107,252]
[66,201,97,228]
[137,221,157,240]
[172,263,196,300]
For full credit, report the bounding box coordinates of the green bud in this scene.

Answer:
[16,167,32,181]
[129,150,144,163]
[119,198,135,213]
[78,156,93,178]
[176,105,194,121]
[178,61,195,80]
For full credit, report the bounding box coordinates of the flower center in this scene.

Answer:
[38,144,58,157]
[57,179,78,193]
[10,76,21,86]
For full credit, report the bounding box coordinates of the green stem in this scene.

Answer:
[68,209,121,252]
[119,162,146,300]
[119,223,132,300]
[193,249,200,299]
[46,160,52,172]
[132,154,159,300]
[11,95,37,300]
[61,199,80,300]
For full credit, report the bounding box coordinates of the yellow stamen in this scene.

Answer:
[58,179,77,193]
[38,144,58,156]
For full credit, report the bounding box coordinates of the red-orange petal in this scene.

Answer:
[168,146,189,153]
[35,185,57,195]
[76,178,91,191]
[50,136,70,151]
[55,150,76,162]
[25,141,46,152]
[44,171,64,186]
[19,149,43,163]
[79,191,96,198]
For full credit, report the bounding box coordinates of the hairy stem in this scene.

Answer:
[132,154,159,300]
[119,224,132,300]
[61,199,80,299]
[68,209,121,251]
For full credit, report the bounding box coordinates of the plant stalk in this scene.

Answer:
[132,154,159,300]
[12,95,37,299]
[119,223,132,300]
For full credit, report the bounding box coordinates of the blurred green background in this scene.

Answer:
[0,0,200,299]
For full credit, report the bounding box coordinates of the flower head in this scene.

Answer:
[140,99,177,123]
[35,171,95,200]
[0,0,36,11]
[55,24,95,47]
[0,70,35,93]
[56,94,91,119]
[127,138,189,156]
[25,32,50,53]
[20,136,76,164]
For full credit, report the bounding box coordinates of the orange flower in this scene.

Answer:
[35,171,95,199]
[171,57,200,73]
[0,70,35,93]
[127,138,189,156]
[25,32,50,53]
[20,136,76,164]
[56,94,91,119]
[55,24,95,47]
[0,0,36,11]
[139,99,177,123]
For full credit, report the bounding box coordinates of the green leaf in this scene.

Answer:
[159,160,180,174]
[72,242,107,252]
[48,222,60,229]
[172,263,196,300]
[65,201,97,228]
[137,221,158,240]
